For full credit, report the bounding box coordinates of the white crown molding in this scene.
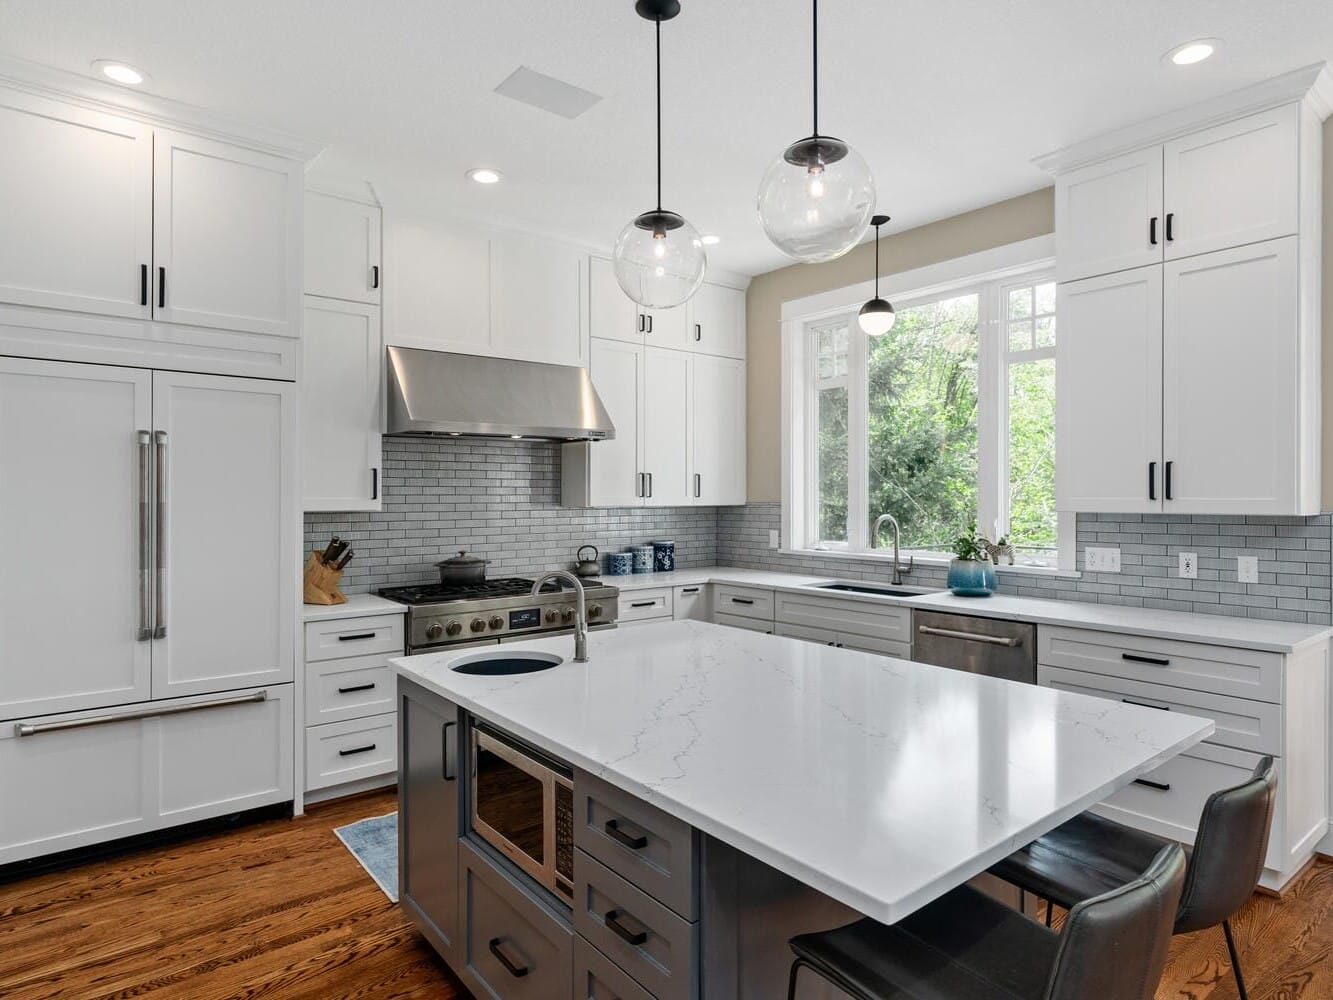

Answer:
[303,173,382,206]
[0,54,325,161]
[1034,62,1332,175]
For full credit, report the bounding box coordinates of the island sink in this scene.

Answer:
[449,650,563,676]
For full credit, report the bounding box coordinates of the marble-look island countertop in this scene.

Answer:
[392,621,1213,922]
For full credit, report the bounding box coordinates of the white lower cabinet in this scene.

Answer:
[713,612,772,633]
[305,713,398,791]
[673,584,710,621]
[618,588,674,625]
[0,684,292,865]
[775,622,910,660]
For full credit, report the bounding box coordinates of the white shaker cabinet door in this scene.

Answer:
[152,129,302,337]
[491,232,586,366]
[302,298,382,512]
[151,372,296,698]
[304,191,381,304]
[1055,146,1163,283]
[693,353,747,505]
[0,91,152,319]
[1162,238,1300,514]
[585,337,643,507]
[1162,106,1300,262]
[588,256,641,344]
[688,282,747,359]
[643,303,693,352]
[384,216,491,353]
[641,346,693,506]
[0,359,153,720]
[1056,266,1163,513]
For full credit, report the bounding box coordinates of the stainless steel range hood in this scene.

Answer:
[385,346,614,441]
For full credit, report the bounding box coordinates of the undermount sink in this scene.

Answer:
[450,651,564,676]
[811,582,925,598]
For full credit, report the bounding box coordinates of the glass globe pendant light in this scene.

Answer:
[612,0,706,309]
[757,0,875,263]
[858,214,896,336]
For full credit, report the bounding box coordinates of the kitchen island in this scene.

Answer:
[392,620,1212,999]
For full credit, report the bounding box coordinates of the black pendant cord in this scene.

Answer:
[874,224,880,296]
[655,16,663,212]
[811,0,819,138]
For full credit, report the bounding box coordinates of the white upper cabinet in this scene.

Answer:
[641,346,693,506]
[688,282,746,359]
[1055,146,1163,283]
[644,303,692,352]
[588,256,640,344]
[0,92,152,319]
[491,232,586,366]
[303,298,382,512]
[565,337,643,507]
[305,192,382,304]
[152,130,302,338]
[692,353,747,505]
[384,215,491,353]
[1161,106,1300,261]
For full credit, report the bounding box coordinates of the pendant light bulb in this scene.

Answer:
[858,214,896,336]
[612,1,706,309]
[757,0,875,263]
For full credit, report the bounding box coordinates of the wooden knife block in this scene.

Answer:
[303,551,347,606]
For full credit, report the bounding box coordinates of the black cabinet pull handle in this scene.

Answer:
[1122,697,1171,711]
[637,314,645,333]
[488,938,529,978]
[371,467,378,500]
[371,264,380,289]
[647,315,653,334]
[442,720,456,781]
[140,264,148,306]
[337,633,376,642]
[157,267,166,308]
[605,910,648,946]
[694,473,701,498]
[1134,777,1172,791]
[630,601,657,609]
[730,597,755,605]
[604,818,647,850]
[1165,213,1175,242]
[646,472,652,497]
[681,587,699,594]
[1122,652,1170,667]
[337,682,376,694]
[338,743,377,757]
[1164,460,1173,500]
[1148,461,1156,501]
[1149,216,1158,246]
[694,322,702,342]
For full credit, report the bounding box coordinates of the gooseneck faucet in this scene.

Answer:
[871,513,914,586]
[531,571,588,663]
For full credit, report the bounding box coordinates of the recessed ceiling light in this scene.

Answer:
[466,167,502,185]
[1165,39,1220,66]
[700,235,721,246]
[91,59,149,86]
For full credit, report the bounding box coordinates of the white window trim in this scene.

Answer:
[781,234,1077,572]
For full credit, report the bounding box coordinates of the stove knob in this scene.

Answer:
[588,604,602,619]
[561,607,575,624]
[425,622,444,640]
[544,609,560,624]
[470,618,487,634]
[445,620,463,637]
[488,615,504,631]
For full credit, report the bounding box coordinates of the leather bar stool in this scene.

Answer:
[786,843,1185,1000]
[991,756,1276,1000]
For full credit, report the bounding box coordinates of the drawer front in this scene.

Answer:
[461,839,573,1000]
[305,713,397,791]
[774,624,910,660]
[305,654,393,725]
[713,585,774,621]
[1041,665,1281,755]
[1039,625,1282,703]
[574,936,655,1000]
[575,769,697,920]
[620,588,673,623]
[672,585,710,621]
[777,592,910,643]
[775,622,840,646]
[713,612,772,634]
[304,614,405,662]
[574,850,697,1000]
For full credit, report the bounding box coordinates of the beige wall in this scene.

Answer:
[744,188,1056,502]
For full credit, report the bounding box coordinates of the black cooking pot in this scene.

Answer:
[436,550,490,585]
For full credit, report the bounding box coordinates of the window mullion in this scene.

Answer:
[848,322,869,551]
[976,280,1004,542]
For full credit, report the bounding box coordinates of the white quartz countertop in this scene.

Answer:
[392,621,1212,923]
[302,594,408,622]
[610,567,1331,652]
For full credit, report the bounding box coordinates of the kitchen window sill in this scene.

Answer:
[779,547,1082,580]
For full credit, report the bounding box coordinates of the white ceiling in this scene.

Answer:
[3,0,1332,276]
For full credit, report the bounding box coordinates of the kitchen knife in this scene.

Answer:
[328,539,350,564]
[334,548,354,570]
[321,536,342,563]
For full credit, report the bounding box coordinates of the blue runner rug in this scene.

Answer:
[333,812,398,903]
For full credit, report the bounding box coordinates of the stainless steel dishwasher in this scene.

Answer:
[911,610,1036,684]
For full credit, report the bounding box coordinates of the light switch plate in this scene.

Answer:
[1085,547,1121,572]
[768,529,780,549]
[1179,552,1198,579]
[1238,555,1259,584]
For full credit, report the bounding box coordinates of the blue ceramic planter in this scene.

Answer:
[947,558,997,596]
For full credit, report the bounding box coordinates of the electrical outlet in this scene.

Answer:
[1085,547,1121,572]
[768,529,780,549]
[1179,551,1198,579]
[1238,555,1259,584]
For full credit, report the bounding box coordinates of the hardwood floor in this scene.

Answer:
[2,790,1331,999]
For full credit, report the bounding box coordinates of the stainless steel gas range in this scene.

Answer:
[380,577,620,654]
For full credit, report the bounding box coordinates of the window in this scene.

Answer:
[792,259,1066,568]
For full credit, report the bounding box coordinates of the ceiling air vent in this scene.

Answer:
[494,66,603,119]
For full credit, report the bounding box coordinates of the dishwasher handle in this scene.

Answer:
[917,624,1020,647]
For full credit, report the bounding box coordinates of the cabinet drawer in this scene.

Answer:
[673,585,710,621]
[713,585,774,621]
[575,768,698,920]
[575,935,655,1000]
[305,713,396,791]
[777,592,910,643]
[1041,665,1280,755]
[305,655,393,725]
[1039,625,1282,703]
[575,850,697,1000]
[304,614,404,662]
[620,588,673,623]
[460,839,573,1000]
[776,623,911,660]
[713,612,772,634]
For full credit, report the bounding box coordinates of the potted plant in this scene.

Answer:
[948,522,998,597]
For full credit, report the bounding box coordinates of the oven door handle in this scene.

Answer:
[917,625,1020,647]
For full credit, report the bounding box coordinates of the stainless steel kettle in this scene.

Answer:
[574,545,601,578]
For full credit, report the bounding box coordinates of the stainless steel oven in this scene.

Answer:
[470,723,574,902]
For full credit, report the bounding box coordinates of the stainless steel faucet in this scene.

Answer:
[531,571,588,663]
[871,513,914,586]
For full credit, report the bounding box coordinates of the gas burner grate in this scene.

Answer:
[379,577,565,605]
